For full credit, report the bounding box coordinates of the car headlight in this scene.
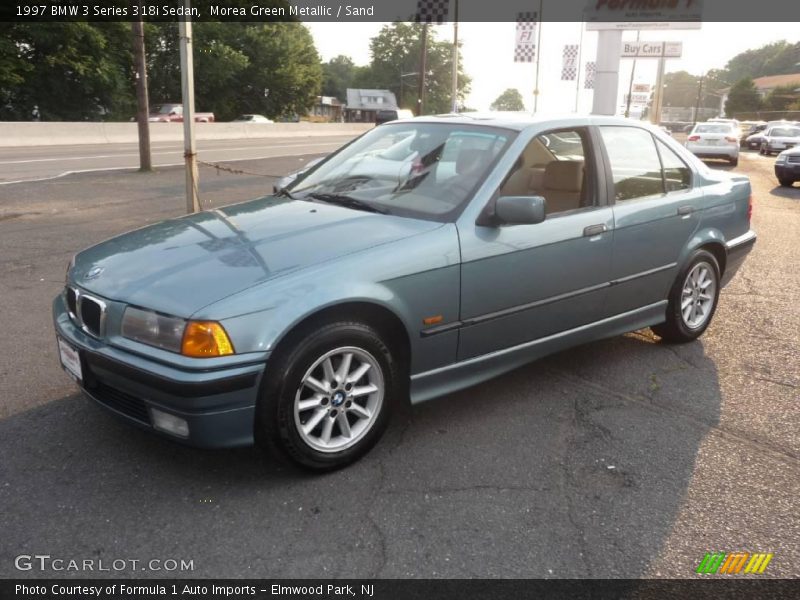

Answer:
[121,307,234,357]
[776,153,788,164]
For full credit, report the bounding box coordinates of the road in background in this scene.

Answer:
[0,149,798,578]
[0,135,357,184]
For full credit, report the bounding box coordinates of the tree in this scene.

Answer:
[144,22,321,122]
[0,22,135,121]
[321,55,366,100]
[490,88,525,111]
[724,78,762,117]
[358,22,470,115]
[723,41,800,83]
[762,84,800,112]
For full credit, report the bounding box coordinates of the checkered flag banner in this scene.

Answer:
[414,0,449,24]
[584,61,597,89]
[514,11,538,63]
[561,45,579,81]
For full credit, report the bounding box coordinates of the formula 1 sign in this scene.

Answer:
[621,41,683,58]
[585,0,703,30]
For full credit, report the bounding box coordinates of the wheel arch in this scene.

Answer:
[683,228,728,278]
[265,300,412,383]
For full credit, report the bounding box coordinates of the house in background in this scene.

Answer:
[344,89,398,123]
[719,73,800,115]
[307,96,344,122]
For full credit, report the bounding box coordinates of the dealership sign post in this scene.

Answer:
[583,0,702,117]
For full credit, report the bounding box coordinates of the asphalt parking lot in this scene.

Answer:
[0,146,798,578]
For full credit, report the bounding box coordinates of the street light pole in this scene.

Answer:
[450,0,459,113]
[178,0,200,213]
[417,23,429,116]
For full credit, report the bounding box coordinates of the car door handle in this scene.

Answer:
[677,205,694,216]
[583,224,608,237]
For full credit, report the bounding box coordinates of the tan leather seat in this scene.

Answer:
[543,160,584,214]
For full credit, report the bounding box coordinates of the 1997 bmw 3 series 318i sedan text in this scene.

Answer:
[54,115,756,470]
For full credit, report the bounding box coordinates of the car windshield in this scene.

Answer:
[695,124,733,134]
[289,122,516,222]
[770,127,800,137]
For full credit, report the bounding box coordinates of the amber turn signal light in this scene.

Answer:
[181,321,235,357]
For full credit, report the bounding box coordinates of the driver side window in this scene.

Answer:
[499,128,594,217]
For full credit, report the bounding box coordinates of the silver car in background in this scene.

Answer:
[685,122,740,166]
[759,124,800,156]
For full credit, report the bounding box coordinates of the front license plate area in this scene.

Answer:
[57,337,83,382]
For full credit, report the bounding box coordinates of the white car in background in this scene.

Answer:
[233,114,274,123]
[759,124,800,156]
[685,122,740,166]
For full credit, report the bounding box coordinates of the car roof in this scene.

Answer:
[401,112,659,132]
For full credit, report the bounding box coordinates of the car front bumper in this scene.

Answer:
[53,294,266,448]
[775,163,800,180]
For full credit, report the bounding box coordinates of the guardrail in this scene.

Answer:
[0,121,374,147]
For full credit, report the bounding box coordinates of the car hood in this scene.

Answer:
[71,196,440,318]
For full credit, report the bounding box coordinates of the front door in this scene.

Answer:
[457,127,614,361]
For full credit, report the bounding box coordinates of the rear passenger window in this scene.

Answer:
[656,139,691,192]
[599,126,663,201]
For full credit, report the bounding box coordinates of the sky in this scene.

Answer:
[306,22,800,113]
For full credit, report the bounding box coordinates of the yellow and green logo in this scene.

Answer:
[696,552,774,574]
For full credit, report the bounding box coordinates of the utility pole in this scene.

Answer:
[650,45,667,125]
[574,22,584,113]
[131,8,151,171]
[450,0,459,113]
[417,23,429,116]
[178,0,200,213]
[694,73,705,125]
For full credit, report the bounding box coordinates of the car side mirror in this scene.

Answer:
[494,195,546,225]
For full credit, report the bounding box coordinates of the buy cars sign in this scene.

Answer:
[621,41,683,58]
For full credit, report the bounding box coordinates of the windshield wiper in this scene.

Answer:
[308,193,388,214]
[275,188,295,199]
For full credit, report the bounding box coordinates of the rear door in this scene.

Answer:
[597,126,702,316]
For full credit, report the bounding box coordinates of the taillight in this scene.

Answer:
[725,136,737,143]
[747,194,753,221]
[688,135,700,142]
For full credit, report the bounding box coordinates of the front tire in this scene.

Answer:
[257,321,399,471]
[652,250,721,344]
[729,156,739,167]
[778,178,795,187]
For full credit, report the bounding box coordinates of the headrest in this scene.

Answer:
[544,160,584,192]
[456,148,491,176]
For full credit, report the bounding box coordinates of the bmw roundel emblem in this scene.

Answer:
[84,266,104,280]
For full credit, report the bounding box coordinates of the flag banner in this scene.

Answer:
[514,12,538,63]
[414,0,450,24]
[584,61,596,89]
[561,44,579,80]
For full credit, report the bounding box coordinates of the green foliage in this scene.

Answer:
[725,78,763,117]
[0,22,135,121]
[723,41,800,83]
[660,71,719,109]
[490,88,525,111]
[321,55,367,100]
[146,22,321,121]
[762,84,800,112]
[0,18,321,122]
[356,22,470,115]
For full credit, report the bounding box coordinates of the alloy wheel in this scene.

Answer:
[293,346,384,453]
[680,262,717,329]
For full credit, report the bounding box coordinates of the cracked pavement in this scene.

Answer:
[0,149,798,578]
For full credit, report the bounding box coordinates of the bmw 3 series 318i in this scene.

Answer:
[54,115,757,470]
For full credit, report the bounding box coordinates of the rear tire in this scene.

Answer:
[729,157,739,167]
[256,321,399,471]
[653,249,721,344]
[778,178,794,187]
